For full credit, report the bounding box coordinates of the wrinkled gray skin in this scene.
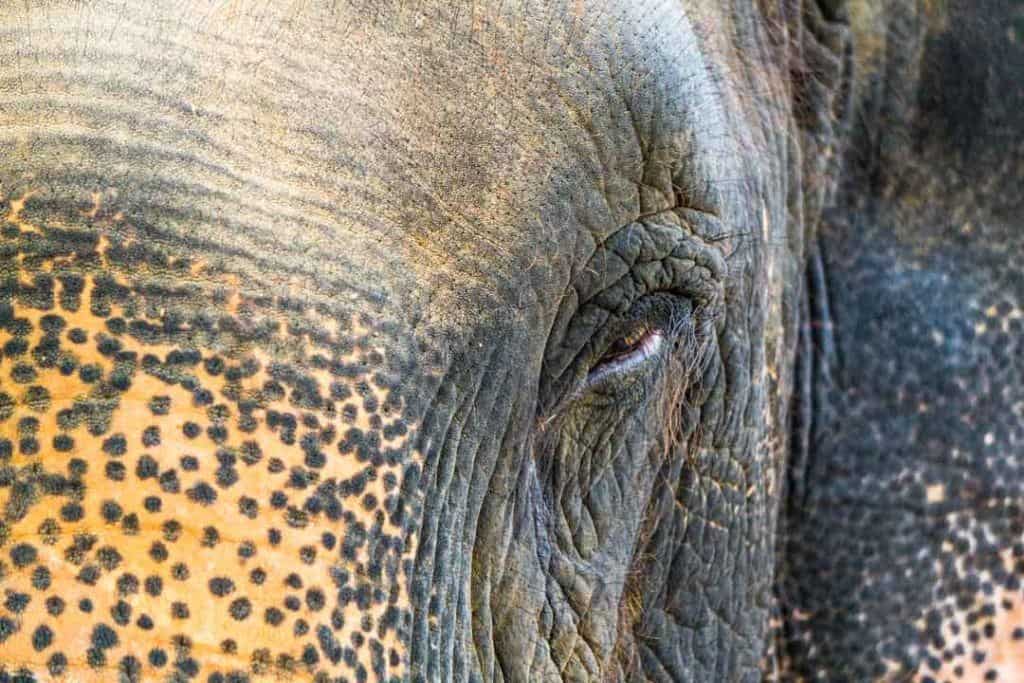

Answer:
[0,0,1019,681]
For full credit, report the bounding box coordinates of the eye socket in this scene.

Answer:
[586,325,665,387]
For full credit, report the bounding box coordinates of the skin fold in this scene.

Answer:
[0,1,1019,682]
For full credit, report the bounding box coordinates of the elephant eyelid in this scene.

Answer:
[585,328,665,387]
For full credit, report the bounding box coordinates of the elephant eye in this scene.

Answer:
[586,324,665,386]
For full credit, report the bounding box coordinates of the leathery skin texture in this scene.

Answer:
[778,0,1024,680]
[2,0,1020,682]
[0,1,805,681]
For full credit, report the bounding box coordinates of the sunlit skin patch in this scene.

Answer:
[0,188,420,682]
[911,547,1024,683]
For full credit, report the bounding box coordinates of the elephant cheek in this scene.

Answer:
[0,216,422,681]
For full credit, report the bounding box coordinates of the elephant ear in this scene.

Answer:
[788,0,855,238]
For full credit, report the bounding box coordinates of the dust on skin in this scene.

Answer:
[0,187,419,682]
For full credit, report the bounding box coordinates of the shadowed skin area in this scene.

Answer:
[779,0,1024,681]
[0,1,808,681]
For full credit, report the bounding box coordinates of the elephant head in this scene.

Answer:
[9,0,1015,682]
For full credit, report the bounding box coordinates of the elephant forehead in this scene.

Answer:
[0,211,422,680]
[1,0,740,328]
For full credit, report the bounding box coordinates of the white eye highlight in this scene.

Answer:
[586,329,664,386]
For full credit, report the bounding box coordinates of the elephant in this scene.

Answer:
[0,0,1020,681]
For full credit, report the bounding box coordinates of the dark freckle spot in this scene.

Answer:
[182,421,201,438]
[97,546,123,570]
[193,388,214,406]
[985,671,998,681]
[68,328,87,343]
[60,502,83,522]
[143,496,162,513]
[221,639,237,654]
[149,648,168,667]
[117,573,139,595]
[136,454,159,479]
[207,424,228,443]
[10,542,38,567]
[2,336,28,357]
[58,355,77,375]
[142,425,161,447]
[268,528,282,545]
[32,624,54,651]
[91,623,118,649]
[306,588,325,611]
[119,654,142,682]
[79,363,103,383]
[45,596,64,616]
[32,565,52,590]
[294,618,309,636]
[77,564,101,585]
[187,482,218,505]
[265,607,284,626]
[322,532,337,550]
[229,597,252,620]
[19,437,38,455]
[171,601,190,619]
[5,591,30,613]
[112,599,132,625]
[202,526,220,548]
[209,577,235,597]
[101,500,123,523]
[181,455,199,471]
[249,567,266,585]
[67,458,87,477]
[284,596,301,611]
[285,573,303,589]
[102,434,127,456]
[149,541,168,563]
[239,496,258,518]
[105,460,126,481]
[237,540,256,559]
[239,441,262,466]
[11,362,37,383]
[38,518,61,544]
[270,490,287,508]
[47,651,69,676]
[204,356,224,375]
[0,616,16,642]
[216,465,239,487]
[159,469,181,493]
[17,416,38,435]
[52,434,74,452]
[106,317,126,335]
[149,395,171,415]
[144,575,163,596]
[171,562,190,580]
